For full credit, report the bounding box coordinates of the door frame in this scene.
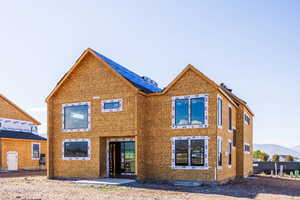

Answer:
[7,151,18,171]
[106,137,135,177]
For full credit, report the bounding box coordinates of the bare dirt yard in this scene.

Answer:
[0,175,299,200]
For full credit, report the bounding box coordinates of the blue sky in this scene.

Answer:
[0,1,299,147]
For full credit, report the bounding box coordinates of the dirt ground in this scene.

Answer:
[0,175,299,200]
[0,170,46,178]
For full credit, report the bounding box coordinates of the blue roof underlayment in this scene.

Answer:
[0,130,47,141]
[92,49,162,93]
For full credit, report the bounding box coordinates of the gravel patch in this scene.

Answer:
[0,175,299,200]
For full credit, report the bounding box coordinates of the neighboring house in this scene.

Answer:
[46,48,254,184]
[0,94,46,171]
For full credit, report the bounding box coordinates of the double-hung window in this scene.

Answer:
[228,106,233,132]
[217,96,222,128]
[62,139,91,160]
[172,94,208,129]
[32,143,40,160]
[62,102,91,132]
[217,136,222,168]
[172,136,209,169]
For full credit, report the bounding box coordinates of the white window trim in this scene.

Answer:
[228,140,232,168]
[101,99,123,112]
[217,136,222,169]
[106,137,135,177]
[228,104,233,133]
[244,142,251,154]
[171,94,209,129]
[32,142,41,160]
[171,136,209,170]
[62,138,91,160]
[62,102,91,132]
[244,112,250,125]
[217,95,222,129]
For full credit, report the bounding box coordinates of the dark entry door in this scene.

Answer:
[109,141,135,177]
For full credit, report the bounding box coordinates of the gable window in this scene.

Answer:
[217,96,222,128]
[172,94,208,129]
[244,113,251,125]
[228,106,233,132]
[172,136,209,170]
[228,141,232,166]
[217,136,222,168]
[102,99,123,112]
[244,143,250,154]
[32,143,40,160]
[62,139,91,160]
[62,102,91,132]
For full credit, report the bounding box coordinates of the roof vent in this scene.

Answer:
[142,76,158,88]
[220,83,232,92]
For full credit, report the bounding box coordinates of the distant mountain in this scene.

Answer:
[254,144,300,158]
[292,145,300,154]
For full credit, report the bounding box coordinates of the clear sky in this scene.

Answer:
[0,1,299,147]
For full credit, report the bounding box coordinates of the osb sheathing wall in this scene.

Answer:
[1,138,47,170]
[242,108,253,176]
[236,106,253,177]
[47,51,253,182]
[0,96,38,124]
[143,69,219,182]
[216,93,237,181]
[47,53,140,178]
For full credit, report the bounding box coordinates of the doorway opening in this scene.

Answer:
[108,141,135,177]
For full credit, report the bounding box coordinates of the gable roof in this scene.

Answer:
[158,64,220,95]
[219,85,254,116]
[0,94,41,125]
[46,48,162,102]
[0,130,46,141]
[46,48,253,115]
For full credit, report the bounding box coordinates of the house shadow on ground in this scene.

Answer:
[120,175,300,199]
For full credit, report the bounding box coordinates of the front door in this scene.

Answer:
[109,141,135,177]
[7,151,18,171]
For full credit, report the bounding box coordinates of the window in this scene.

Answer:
[228,141,232,166]
[175,99,189,125]
[62,102,91,132]
[172,94,208,129]
[244,143,250,154]
[190,140,205,166]
[102,99,123,112]
[175,140,188,166]
[172,136,209,169]
[217,137,222,168]
[32,143,40,160]
[217,96,222,128]
[228,106,232,131]
[244,113,251,125]
[62,139,91,160]
[233,129,237,147]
